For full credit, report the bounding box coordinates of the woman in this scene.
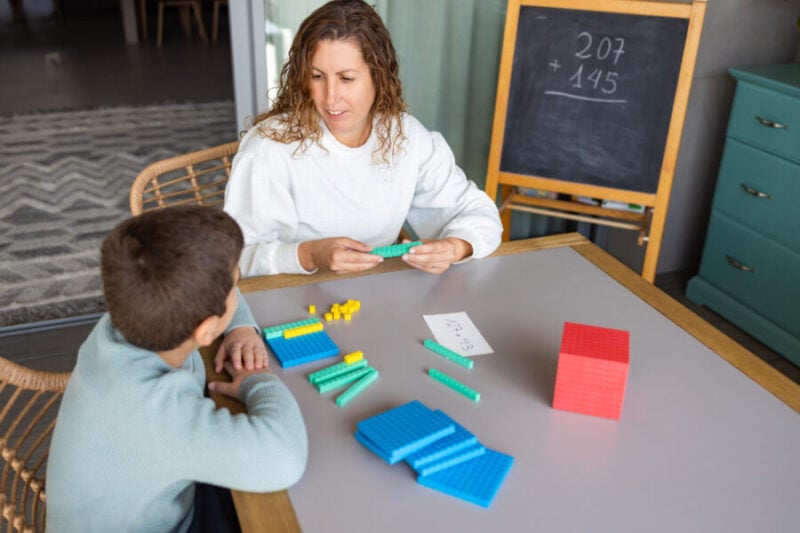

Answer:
[224,0,502,276]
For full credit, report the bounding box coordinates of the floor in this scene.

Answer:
[0,0,233,115]
[655,271,800,386]
[0,3,232,355]
[1,4,799,390]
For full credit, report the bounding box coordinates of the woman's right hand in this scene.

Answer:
[298,238,383,273]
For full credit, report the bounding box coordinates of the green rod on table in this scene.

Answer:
[428,368,480,402]
[423,338,474,369]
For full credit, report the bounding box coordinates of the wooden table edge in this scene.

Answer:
[207,232,800,533]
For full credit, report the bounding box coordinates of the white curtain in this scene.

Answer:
[262,0,507,188]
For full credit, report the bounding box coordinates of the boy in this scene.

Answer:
[47,206,308,532]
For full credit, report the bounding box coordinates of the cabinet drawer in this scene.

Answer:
[727,82,800,164]
[713,139,800,252]
[697,213,800,338]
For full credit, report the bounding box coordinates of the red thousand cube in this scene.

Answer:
[552,322,630,420]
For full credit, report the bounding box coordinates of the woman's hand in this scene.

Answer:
[402,237,472,274]
[299,238,384,274]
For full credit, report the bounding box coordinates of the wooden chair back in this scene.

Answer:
[129,141,240,215]
[0,357,70,533]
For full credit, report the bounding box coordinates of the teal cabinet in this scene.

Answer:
[687,64,800,365]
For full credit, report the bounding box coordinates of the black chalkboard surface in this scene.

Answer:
[500,7,688,194]
[486,0,707,282]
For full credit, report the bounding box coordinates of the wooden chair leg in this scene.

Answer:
[9,0,24,20]
[212,1,220,44]
[157,1,165,47]
[139,0,148,40]
[192,2,209,43]
[179,6,192,37]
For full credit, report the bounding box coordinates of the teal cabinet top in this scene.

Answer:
[729,64,800,98]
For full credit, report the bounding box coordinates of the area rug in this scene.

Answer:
[0,101,238,328]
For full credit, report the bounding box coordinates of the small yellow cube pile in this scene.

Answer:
[323,299,361,322]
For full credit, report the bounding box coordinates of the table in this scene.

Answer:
[202,234,800,532]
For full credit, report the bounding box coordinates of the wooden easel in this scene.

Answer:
[485,0,707,282]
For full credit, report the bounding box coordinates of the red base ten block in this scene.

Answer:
[552,322,630,420]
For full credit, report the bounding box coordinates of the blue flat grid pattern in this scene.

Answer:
[415,444,486,477]
[265,330,340,368]
[417,448,514,508]
[356,401,455,464]
[354,430,393,463]
[405,411,479,469]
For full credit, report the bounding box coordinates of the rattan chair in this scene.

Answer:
[0,357,71,533]
[129,140,240,215]
[129,139,416,243]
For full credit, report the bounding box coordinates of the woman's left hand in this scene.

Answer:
[401,237,472,274]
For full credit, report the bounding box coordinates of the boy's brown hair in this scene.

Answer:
[101,206,243,351]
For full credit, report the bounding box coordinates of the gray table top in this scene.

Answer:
[243,246,799,533]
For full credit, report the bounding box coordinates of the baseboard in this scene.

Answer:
[0,312,103,337]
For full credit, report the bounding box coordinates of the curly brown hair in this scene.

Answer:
[253,0,407,164]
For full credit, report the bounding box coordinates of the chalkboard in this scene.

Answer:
[485,0,707,282]
[500,7,688,194]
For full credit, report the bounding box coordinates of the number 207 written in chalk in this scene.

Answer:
[546,32,627,104]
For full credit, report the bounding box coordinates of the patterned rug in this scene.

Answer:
[0,101,238,328]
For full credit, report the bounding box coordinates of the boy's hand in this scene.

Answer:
[215,326,268,374]
[208,361,272,401]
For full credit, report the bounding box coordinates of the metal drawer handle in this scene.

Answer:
[725,255,754,273]
[755,116,788,130]
[739,183,772,199]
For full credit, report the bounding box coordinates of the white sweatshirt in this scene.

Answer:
[224,113,502,276]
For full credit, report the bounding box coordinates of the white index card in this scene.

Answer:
[422,312,494,357]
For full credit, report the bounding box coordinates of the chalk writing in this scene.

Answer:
[545,31,627,104]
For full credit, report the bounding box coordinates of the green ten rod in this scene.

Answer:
[423,338,474,369]
[428,368,480,402]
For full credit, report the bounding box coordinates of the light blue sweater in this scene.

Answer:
[46,295,308,532]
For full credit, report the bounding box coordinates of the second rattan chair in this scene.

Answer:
[129,140,240,216]
[0,356,71,533]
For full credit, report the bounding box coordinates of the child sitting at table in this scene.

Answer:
[46,206,308,532]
